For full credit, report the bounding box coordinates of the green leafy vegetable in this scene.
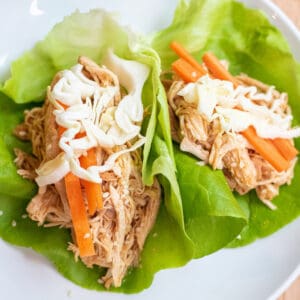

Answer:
[152,0,300,247]
[230,163,300,247]
[0,96,36,199]
[174,147,246,257]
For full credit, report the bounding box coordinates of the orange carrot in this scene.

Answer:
[64,172,95,257]
[57,100,69,110]
[172,58,202,82]
[58,126,66,137]
[57,123,102,215]
[272,138,298,161]
[171,41,206,75]
[79,148,103,215]
[58,125,95,256]
[76,131,87,139]
[202,52,239,87]
[242,126,290,172]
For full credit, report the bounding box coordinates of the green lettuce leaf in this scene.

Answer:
[0,10,194,293]
[174,147,246,257]
[152,0,300,247]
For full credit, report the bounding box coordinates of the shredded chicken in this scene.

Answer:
[14,56,160,288]
[166,72,297,206]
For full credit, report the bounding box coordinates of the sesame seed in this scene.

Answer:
[22,214,28,219]
[0,210,3,216]
[19,131,27,137]
[196,161,206,166]
[103,192,110,198]
[12,220,17,227]
[152,232,158,238]
[83,233,91,239]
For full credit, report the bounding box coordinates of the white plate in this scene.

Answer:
[0,1,299,299]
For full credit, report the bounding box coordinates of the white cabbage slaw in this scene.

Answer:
[178,75,300,139]
[36,51,149,187]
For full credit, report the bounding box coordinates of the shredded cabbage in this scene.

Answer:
[35,51,149,186]
[178,75,300,139]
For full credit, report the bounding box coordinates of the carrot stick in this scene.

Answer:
[242,126,290,172]
[202,52,239,87]
[64,172,95,257]
[272,138,298,161]
[56,100,69,110]
[79,148,103,215]
[172,58,202,82]
[76,131,86,139]
[170,41,206,75]
[58,123,103,215]
[58,125,95,256]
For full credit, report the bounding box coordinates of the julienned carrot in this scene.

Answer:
[58,119,102,214]
[272,138,298,161]
[76,131,86,139]
[202,52,239,87]
[242,126,290,172]
[76,131,103,214]
[64,172,95,257]
[58,123,103,215]
[79,148,103,215]
[170,41,206,75]
[58,126,66,137]
[58,125,96,256]
[57,101,69,110]
[172,58,202,83]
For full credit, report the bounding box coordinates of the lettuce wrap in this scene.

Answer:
[0,9,246,292]
[151,0,300,247]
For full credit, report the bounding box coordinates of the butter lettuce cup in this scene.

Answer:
[151,0,300,250]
